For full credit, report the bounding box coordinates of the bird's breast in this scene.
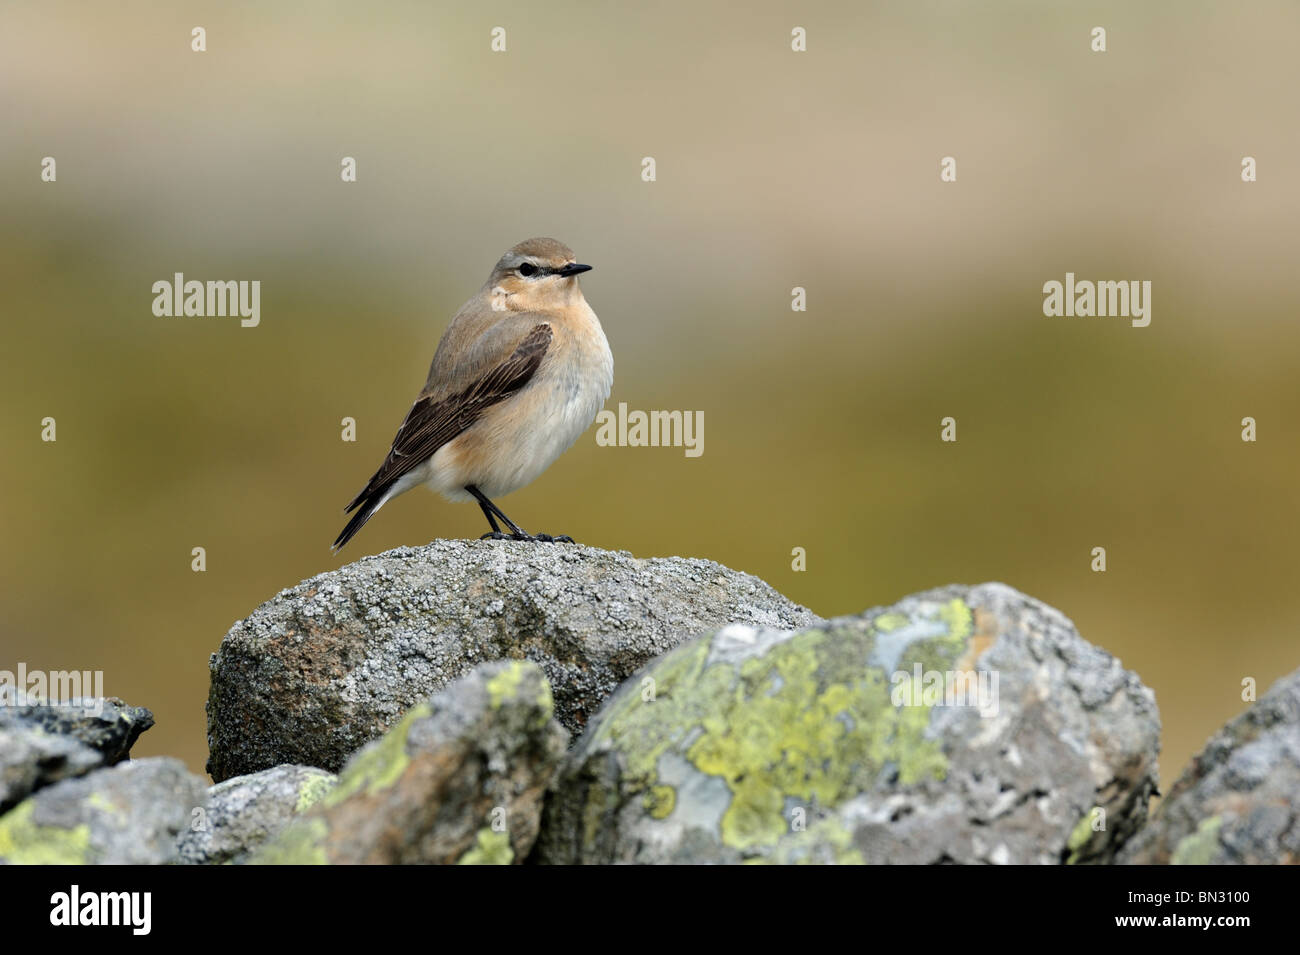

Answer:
[528,301,613,463]
[434,301,611,500]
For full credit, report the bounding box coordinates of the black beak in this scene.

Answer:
[556,263,593,277]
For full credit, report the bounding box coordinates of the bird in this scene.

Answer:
[333,237,613,551]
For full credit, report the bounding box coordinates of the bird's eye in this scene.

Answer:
[518,263,538,277]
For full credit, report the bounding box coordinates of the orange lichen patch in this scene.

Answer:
[267,619,369,685]
[954,608,999,672]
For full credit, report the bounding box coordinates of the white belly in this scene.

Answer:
[421,308,612,502]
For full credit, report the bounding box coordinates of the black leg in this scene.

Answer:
[466,484,527,539]
[478,500,503,535]
[465,485,575,543]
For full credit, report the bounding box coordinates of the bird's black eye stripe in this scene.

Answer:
[518,262,539,277]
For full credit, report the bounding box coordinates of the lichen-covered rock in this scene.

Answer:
[0,757,207,865]
[0,695,154,763]
[0,696,156,813]
[207,540,818,780]
[176,764,336,865]
[0,728,102,814]
[250,660,567,864]
[534,582,1160,865]
[1119,668,1300,865]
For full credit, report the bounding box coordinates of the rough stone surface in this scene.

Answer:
[0,757,208,864]
[206,540,818,780]
[0,728,101,814]
[251,660,566,864]
[0,696,156,812]
[0,695,154,763]
[1120,667,1300,865]
[534,582,1160,865]
[176,764,337,865]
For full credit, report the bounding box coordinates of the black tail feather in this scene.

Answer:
[332,484,391,552]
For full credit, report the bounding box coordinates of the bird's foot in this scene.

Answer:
[480,531,574,543]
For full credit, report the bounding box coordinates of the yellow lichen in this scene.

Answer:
[486,662,527,710]
[294,773,336,814]
[324,702,432,805]
[0,800,92,864]
[584,599,976,856]
[644,785,676,820]
[458,827,514,865]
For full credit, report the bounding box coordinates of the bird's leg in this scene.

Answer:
[477,500,504,538]
[467,485,530,540]
[466,485,574,543]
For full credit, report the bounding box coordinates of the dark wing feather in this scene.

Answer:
[332,323,552,549]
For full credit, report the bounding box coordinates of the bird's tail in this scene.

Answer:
[332,482,393,552]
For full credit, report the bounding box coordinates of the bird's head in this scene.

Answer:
[486,237,592,310]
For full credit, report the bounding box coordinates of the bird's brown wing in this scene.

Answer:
[337,323,552,534]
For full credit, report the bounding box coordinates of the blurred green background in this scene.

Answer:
[2,2,1297,789]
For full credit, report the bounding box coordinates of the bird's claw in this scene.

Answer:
[481,531,575,544]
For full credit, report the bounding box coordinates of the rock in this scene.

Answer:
[206,540,818,780]
[250,660,566,864]
[0,696,155,812]
[0,695,154,763]
[533,582,1160,865]
[0,757,208,864]
[176,765,337,865]
[1120,668,1300,865]
[0,729,101,814]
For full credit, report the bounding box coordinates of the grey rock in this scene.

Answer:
[0,695,156,812]
[206,540,818,780]
[0,757,208,864]
[176,764,337,865]
[534,582,1160,865]
[250,660,567,864]
[1120,667,1300,864]
[0,695,154,764]
[0,728,101,813]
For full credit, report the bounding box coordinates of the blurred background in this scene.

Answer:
[2,1,1297,789]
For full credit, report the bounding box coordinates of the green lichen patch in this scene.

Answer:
[644,785,676,820]
[874,613,909,633]
[486,661,554,730]
[0,800,92,864]
[85,790,120,817]
[911,598,974,672]
[295,773,336,814]
[1065,808,1099,864]
[1170,815,1224,865]
[487,662,527,710]
[323,702,432,806]
[533,674,556,727]
[583,600,974,857]
[457,827,514,865]
[248,817,330,865]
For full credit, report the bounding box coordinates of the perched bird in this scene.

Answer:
[333,237,612,551]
